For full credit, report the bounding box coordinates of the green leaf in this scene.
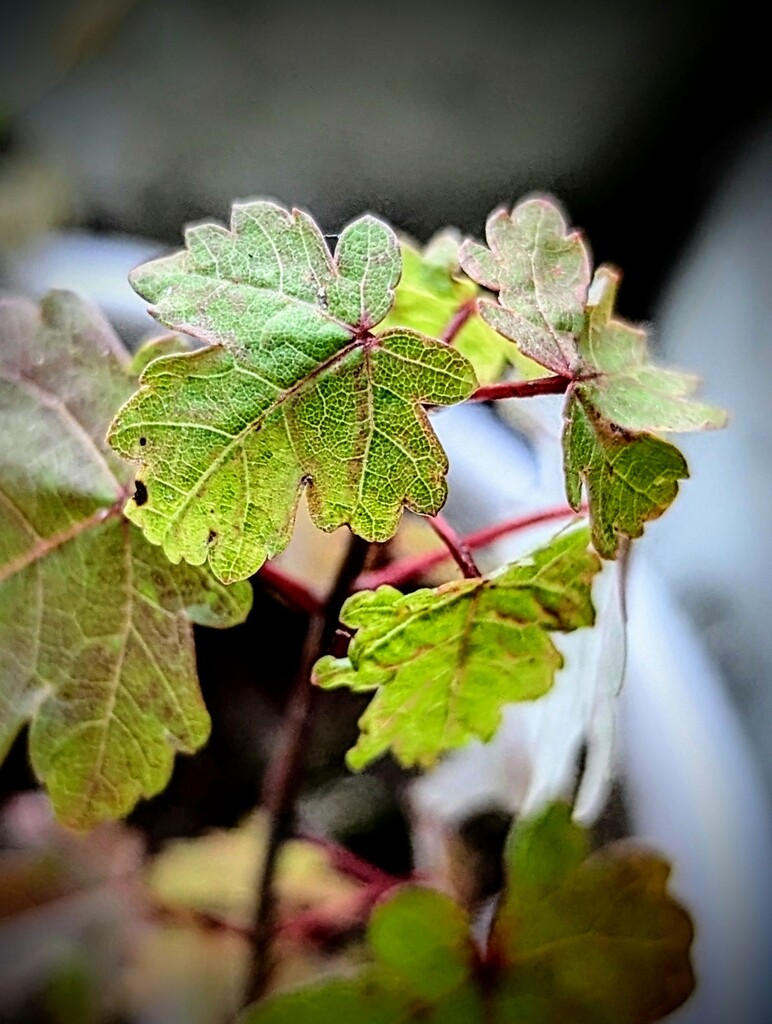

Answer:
[314,528,599,769]
[240,803,694,1024]
[240,887,483,1024]
[459,198,591,376]
[575,266,728,432]
[491,803,695,1023]
[563,266,726,557]
[563,395,689,558]
[0,292,251,828]
[380,232,539,384]
[127,333,194,376]
[109,202,477,584]
[460,198,726,557]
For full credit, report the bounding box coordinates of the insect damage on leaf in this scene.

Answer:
[239,802,695,1024]
[0,293,251,829]
[108,201,477,584]
[460,197,726,557]
[314,527,599,770]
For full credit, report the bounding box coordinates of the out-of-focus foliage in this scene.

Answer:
[240,802,695,1023]
[0,295,251,827]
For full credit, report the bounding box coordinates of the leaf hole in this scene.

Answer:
[134,480,148,507]
[139,436,147,447]
[207,529,217,544]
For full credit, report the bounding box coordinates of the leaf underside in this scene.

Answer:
[0,293,250,828]
[314,528,600,769]
[109,202,477,584]
[240,803,695,1024]
[459,198,726,557]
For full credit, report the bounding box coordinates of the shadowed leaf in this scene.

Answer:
[0,292,251,828]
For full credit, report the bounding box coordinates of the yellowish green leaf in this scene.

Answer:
[314,528,599,769]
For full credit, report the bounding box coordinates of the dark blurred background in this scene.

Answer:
[1,1,771,1020]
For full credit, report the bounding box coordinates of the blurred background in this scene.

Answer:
[1,0,771,1021]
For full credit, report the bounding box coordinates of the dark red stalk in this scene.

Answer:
[441,299,476,344]
[242,535,371,1006]
[426,513,481,579]
[357,504,586,591]
[469,374,571,402]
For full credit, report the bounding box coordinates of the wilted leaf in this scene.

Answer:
[109,202,477,583]
[460,199,725,557]
[0,292,251,828]
[240,804,695,1024]
[314,528,599,769]
[380,231,538,384]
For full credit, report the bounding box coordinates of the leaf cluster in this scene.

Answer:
[240,803,695,1024]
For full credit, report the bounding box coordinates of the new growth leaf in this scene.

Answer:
[460,198,726,557]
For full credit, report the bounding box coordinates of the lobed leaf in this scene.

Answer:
[109,202,477,583]
[460,198,726,557]
[459,198,591,376]
[491,804,695,1023]
[563,396,689,559]
[314,528,599,769]
[0,292,251,828]
[240,803,695,1024]
[380,231,539,384]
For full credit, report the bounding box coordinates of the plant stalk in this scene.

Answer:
[242,534,371,1007]
[470,375,570,402]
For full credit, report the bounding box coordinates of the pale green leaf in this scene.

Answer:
[459,198,591,375]
[0,292,251,828]
[128,333,193,376]
[314,528,599,769]
[110,202,477,584]
[380,232,538,384]
[576,266,728,432]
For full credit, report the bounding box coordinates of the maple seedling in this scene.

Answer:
[0,195,725,1020]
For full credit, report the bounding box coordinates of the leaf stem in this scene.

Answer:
[242,534,371,1007]
[357,504,585,590]
[441,299,476,344]
[469,375,570,402]
[426,513,481,578]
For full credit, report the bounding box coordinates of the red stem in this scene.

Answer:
[297,830,407,890]
[441,299,476,344]
[427,513,481,579]
[357,504,586,590]
[470,375,570,402]
[258,561,323,615]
